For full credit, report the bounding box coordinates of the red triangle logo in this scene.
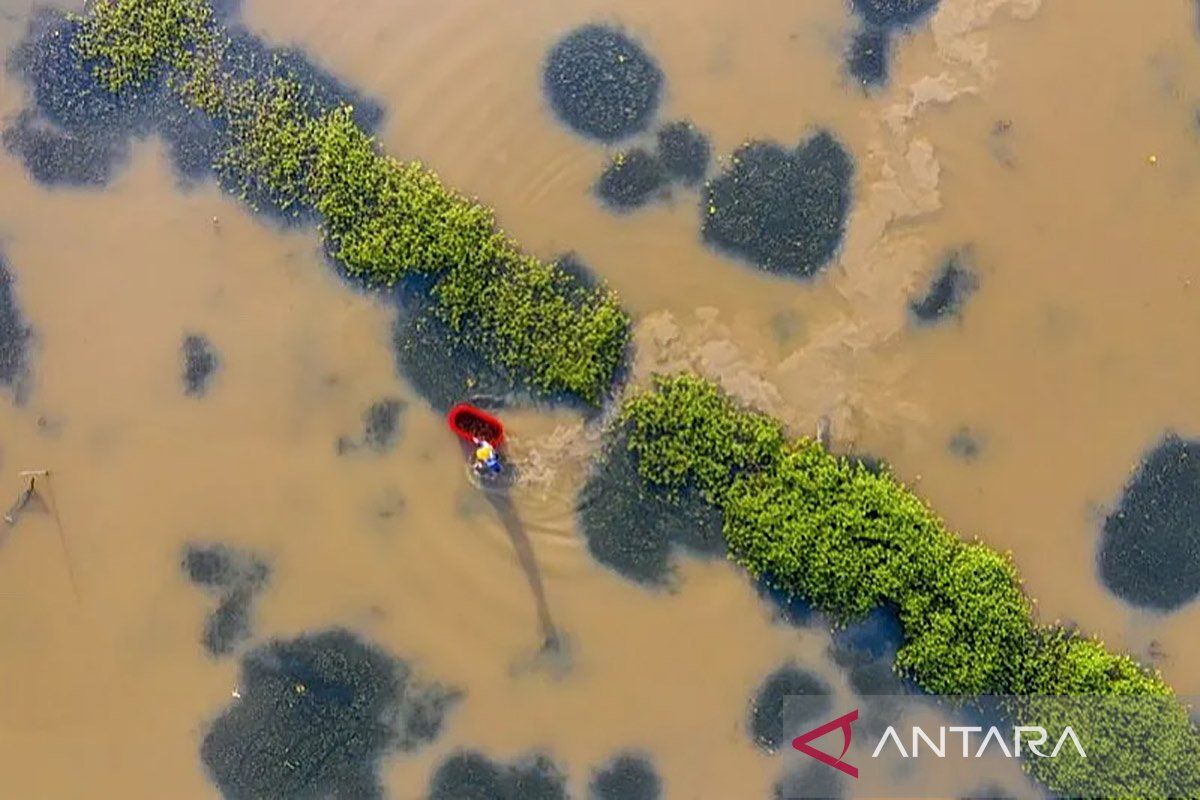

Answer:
[791,709,859,778]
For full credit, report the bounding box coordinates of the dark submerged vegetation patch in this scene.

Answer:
[543,24,663,142]
[656,120,710,186]
[1098,434,1200,611]
[588,752,662,800]
[2,108,127,187]
[183,542,264,588]
[0,254,33,398]
[749,665,832,752]
[844,1,940,89]
[947,427,982,461]
[390,279,520,413]
[181,543,268,656]
[773,761,846,800]
[615,374,1200,797]
[846,27,890,87]
[829,606,909,696]
[10,0,630,406]
[850,0,941,28]
[337,397,407,454]
[909,251,978,324]
[702,133,852,277]
[182,333,219,396]
[595,148,668,211]
[202,628,459,799]
[959,783,1014,800]
[576,429,725,587]
[428,751,569,800]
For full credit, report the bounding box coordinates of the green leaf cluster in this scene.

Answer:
[73,0,213,93]
[622,373,1200,797]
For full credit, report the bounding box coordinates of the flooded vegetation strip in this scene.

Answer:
[44,0,631,404]
[614,374,1200,798]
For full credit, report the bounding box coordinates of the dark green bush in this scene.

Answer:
[65,0,630,404]
[620,374,1200,796]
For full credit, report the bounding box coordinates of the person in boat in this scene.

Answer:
[472,438,502,476]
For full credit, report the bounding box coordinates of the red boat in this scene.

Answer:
[447,403,505,447]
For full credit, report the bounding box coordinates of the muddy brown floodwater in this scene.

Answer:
[1,0,1200,797]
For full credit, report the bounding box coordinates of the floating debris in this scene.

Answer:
[543,24,663,142]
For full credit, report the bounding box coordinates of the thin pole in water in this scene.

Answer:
[17,470,80,604]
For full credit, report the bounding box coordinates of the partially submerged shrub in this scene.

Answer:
[656,120,710,185]
[702,133,852,277]
[588,752,661,800]
[595,148,668,211]
[182,333,219,396]
[202,628,459,799]
[543,24,663,142]
[0,254,33,398]
[428,751,569,800]
[1098,434,1200,611]
[617,374,1200,796]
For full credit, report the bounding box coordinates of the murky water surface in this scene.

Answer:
[2,0,1199,797]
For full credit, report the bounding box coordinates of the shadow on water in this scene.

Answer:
[470,456,567,668]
